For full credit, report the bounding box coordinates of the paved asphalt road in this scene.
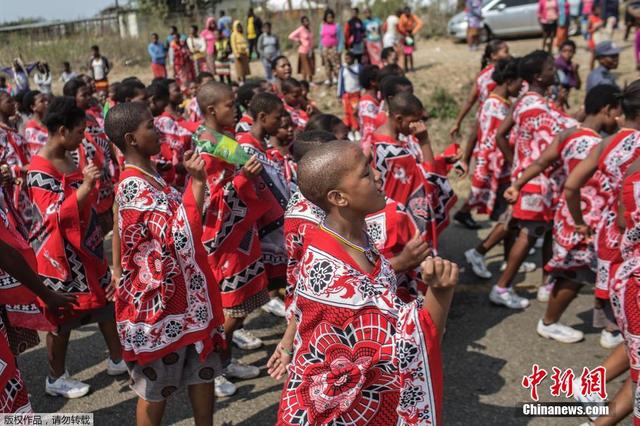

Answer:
[20,217,628,425]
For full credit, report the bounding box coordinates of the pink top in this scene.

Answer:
[201,17,217,55]
[289,25,314,54]
[581,0,594,15]
[538,0,559,23]
[321,23,338,48]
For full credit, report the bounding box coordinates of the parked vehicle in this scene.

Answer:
[448,0,580,41]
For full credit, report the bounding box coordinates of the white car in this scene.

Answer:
[448,0,580,41]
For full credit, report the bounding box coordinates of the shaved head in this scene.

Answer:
[388,91,424,116]
[197,81,233,113]
[298,140,361,211]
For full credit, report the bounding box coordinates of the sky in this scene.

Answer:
[0,0,117,24]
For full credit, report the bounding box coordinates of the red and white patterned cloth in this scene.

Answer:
[237,132,291,280]
[115,167,225,364]
[0,186,52,333]
[476,64,497,110]
[26,155,111,326]
[0,123,33,232]
[284,192,424,313]
[193,125,269,309]
[370,132,457,245]
[594,129,640,299]
[23,119,48,157]
[278,227,442,425]
[358,94,380,148]
[235,113,253,135]
[610,168,640,392]
[284,103,309,132]
[153,112,194,188]
[80,113,116,215]
[468,94,511,216]
[0,316,31,414]
[545,128,606,274]
[509,92,576,222]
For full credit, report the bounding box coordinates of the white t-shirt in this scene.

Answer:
[383,15,400,48]
[92,58,106,80]
[342,64,361,93]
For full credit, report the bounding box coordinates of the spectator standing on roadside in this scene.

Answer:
[257,22,280,81]
[600,0,620,40]
[383,10,401,49]
[201,17,218,74]
[165,25,180,70]
[214,29,232,84]
[33,62,52,95]
[580,0,595,38]
[59,62,77,84]
[319,9,342,86]
[148,33,167,78]
[555,40,581,92]
[88,45,110,94]
[187,24,207,75]
[0,58,37,95]
[586,40,620,91]
[466,0,483,51]
[538,0,559,52]
[231,21,251,83]
[218,10,232,38]
[170,33,195,89]
[246,8,263,60]
[289,16,315,83]
[345,7,366,63]
[555,0,571,46]
[363,7,383,65]
[398,6,423,72]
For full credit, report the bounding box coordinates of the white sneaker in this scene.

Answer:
[528,247,536,255]
[465,248,492,279]
[537,319,584,343]
[500,261,536,273]
[106,358,128,376]
[225,358,260,380]
[45,372,91,398]
[600,329,624,349]
[535,237,544,249]
[232,328,263,350]
[262,297,286,318]
[537,282,554,303]
[214,376,237,397]
[489,286,530,309]
[573,378,606,421]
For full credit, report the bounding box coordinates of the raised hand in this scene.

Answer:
[241,155,263,179]
[396,231,430,271]
[183,150,206,182]
[421,256,459,290]
[409,120,429,143]
[82,162,100,187]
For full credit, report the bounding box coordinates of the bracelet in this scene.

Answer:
[279,344,293,356]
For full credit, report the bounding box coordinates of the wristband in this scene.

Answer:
[279,344,293,357]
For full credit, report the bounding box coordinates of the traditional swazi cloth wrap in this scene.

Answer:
[278,227,442,425]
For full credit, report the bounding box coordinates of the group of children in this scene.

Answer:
[449,33,640,424]
[0,49,463,425]
[5,30,640,424]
